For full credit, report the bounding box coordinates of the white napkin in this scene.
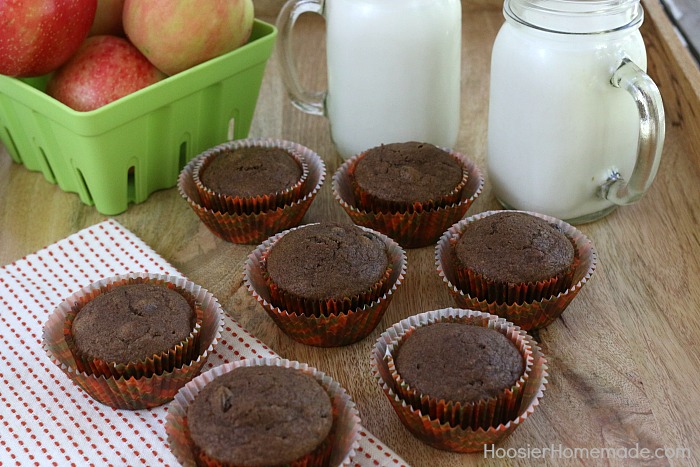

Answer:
[0,219,407,467]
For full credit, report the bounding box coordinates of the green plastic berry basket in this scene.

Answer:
[0,19,276,215]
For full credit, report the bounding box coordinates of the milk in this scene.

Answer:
[487,14,649,222]
[324,0,461,159]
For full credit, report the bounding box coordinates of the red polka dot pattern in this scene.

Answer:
[0,220,406,466]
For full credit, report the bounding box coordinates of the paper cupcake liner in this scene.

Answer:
[383,315,533,431]
[192,139,310,215]
[43,273,224,410]
[191,440,333,467]
[371,308,548,453]
[179,138,326,244]
[258,223,396,317]
[243,224,407,347]
[189,420,334,467]
[165,358,361,467]
[62,277,204,380]
[333,151,483,249]
[454,262,576,306]
[191,431,333,467]
[347,146,470,214]
[436,210,597,331]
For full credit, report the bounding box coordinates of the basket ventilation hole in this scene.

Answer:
[178,142,187,171]
[227,117,235,141]
[75,168,93,204]
[38,147,56,183]
[3,128,21,163]
[127,166,136,201]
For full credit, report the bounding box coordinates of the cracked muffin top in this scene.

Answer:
[395,322,524,404]
[186,365,333,466]
[265,222,389,301]
[454,211,575,285]
[71,283,196,364]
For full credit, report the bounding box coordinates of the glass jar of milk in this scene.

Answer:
[277,0,462,160]
[487,0,665,224]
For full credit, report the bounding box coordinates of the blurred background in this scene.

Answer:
[659,0,700,66]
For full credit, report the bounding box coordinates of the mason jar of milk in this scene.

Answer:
[277,0,462,160]
[487,0,665,223]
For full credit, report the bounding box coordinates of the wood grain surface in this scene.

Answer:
[1,1,699,465]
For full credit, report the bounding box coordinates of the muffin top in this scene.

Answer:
[187,365,333,466]
[265,222,389,301]
[71,283,195,364]
[395,322,524,404]
[353,141,464,205]
[200,146,303,198]
[454,211,575,284]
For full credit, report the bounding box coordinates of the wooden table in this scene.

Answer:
[1,0,699,465]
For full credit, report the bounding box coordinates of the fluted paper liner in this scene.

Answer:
[179,138,326,244]
[166,358,361,467]
[436,210,597,330]
[371,308,548,453]
[333,150,483,249]
[193,139,310,214]
[43,273,224,410]
[243,224,407,347]
[190,426,333,467]
[347,145,470,214]
[385,318,533,431]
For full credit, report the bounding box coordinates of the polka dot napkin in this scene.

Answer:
[0,219,407,467]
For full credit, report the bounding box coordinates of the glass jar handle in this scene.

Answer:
[599,58,665,205]
[276,0,326,116]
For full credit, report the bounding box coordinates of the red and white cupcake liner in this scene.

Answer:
[243,224,407,347]
[436,210,597,330]
[192,139,310,214]
[333,149,483,249]
[371,308,547,453]
[179,138,325,244]
[43,273,224,410]
[165,358,361,467]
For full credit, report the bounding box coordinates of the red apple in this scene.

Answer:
[89,0,126,36]
[0,0,98,77]
[46,35,166,111]
[122,0,254,76]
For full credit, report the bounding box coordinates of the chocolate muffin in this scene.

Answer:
[352,141,466,211]
[453,211,575,304]
[71,283,196,366]
[186,365,333,466]
[264,222,390,314]
[200,146,303,199]
[395,322,524,405]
